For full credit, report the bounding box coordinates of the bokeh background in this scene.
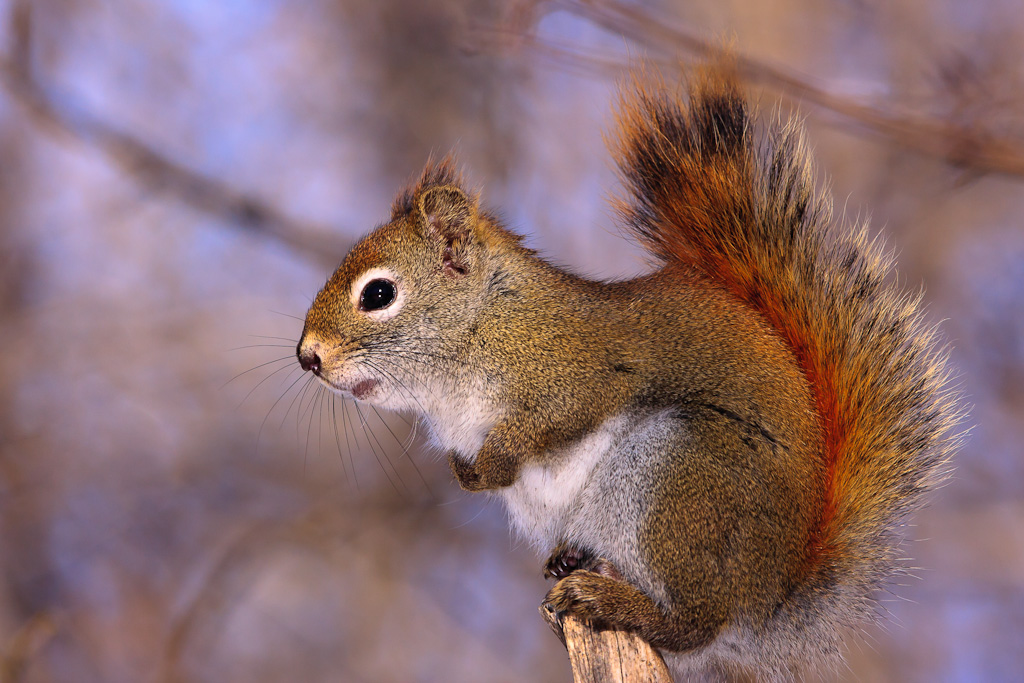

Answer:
[0,0,1022,681]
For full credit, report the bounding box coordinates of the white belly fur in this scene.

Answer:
[498,413,629,551]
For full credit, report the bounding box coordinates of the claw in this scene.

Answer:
[544,544,594,580]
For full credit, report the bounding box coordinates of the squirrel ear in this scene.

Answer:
[417,186,477,276]
[418,186,474,240]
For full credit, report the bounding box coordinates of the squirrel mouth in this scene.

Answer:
[350,379,379,400]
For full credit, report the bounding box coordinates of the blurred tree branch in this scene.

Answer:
[0,0,350,269]
[489,0,1024,180]
[0,613,56,683]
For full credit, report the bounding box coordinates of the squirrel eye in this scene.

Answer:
[360,278,397,312]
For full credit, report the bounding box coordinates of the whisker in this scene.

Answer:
[229,344,296,351]
[234,362,302,411]
[298,381,324,461]
[362,358,437,419]
[365,345,456,360]
[341,397,360,490]
[329,394,351,486]
[369,404,435,500]
[317,387,329,475]
[249,334,299,343]
[270,310,305,322]
[295,378,322,447]
[222,355,294,389]
[259,372,314,452]
[389,410,415,429]
[354,401,405,495]
[281,372,317,431]
[452,500,490,530]
[365,348,457,376]
[303,385,324,472]
[361,355,439,406]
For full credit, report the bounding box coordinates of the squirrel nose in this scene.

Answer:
[297,344,322,375]
[299,352,321,375]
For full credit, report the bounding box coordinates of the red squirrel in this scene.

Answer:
[296,68,963,678]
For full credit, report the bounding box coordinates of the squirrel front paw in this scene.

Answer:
[447,452,485,491]
[447,439,520,491]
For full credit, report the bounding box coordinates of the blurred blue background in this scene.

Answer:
[0,0,1022,681]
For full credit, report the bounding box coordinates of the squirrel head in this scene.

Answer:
[297,160,506,409]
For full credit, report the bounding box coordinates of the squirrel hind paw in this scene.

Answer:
[544,545,591,579]
[544,544,624,581]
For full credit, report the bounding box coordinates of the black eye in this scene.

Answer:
[360,278,396,312]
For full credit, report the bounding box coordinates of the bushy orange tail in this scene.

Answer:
[613,67,964,661]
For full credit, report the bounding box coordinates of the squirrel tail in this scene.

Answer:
[612,67,965,664]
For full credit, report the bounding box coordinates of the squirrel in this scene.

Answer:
[296,66,963,678]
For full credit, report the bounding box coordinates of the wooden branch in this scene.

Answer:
[541,606,673,683]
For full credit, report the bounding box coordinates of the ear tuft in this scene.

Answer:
[390,154,463,219]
